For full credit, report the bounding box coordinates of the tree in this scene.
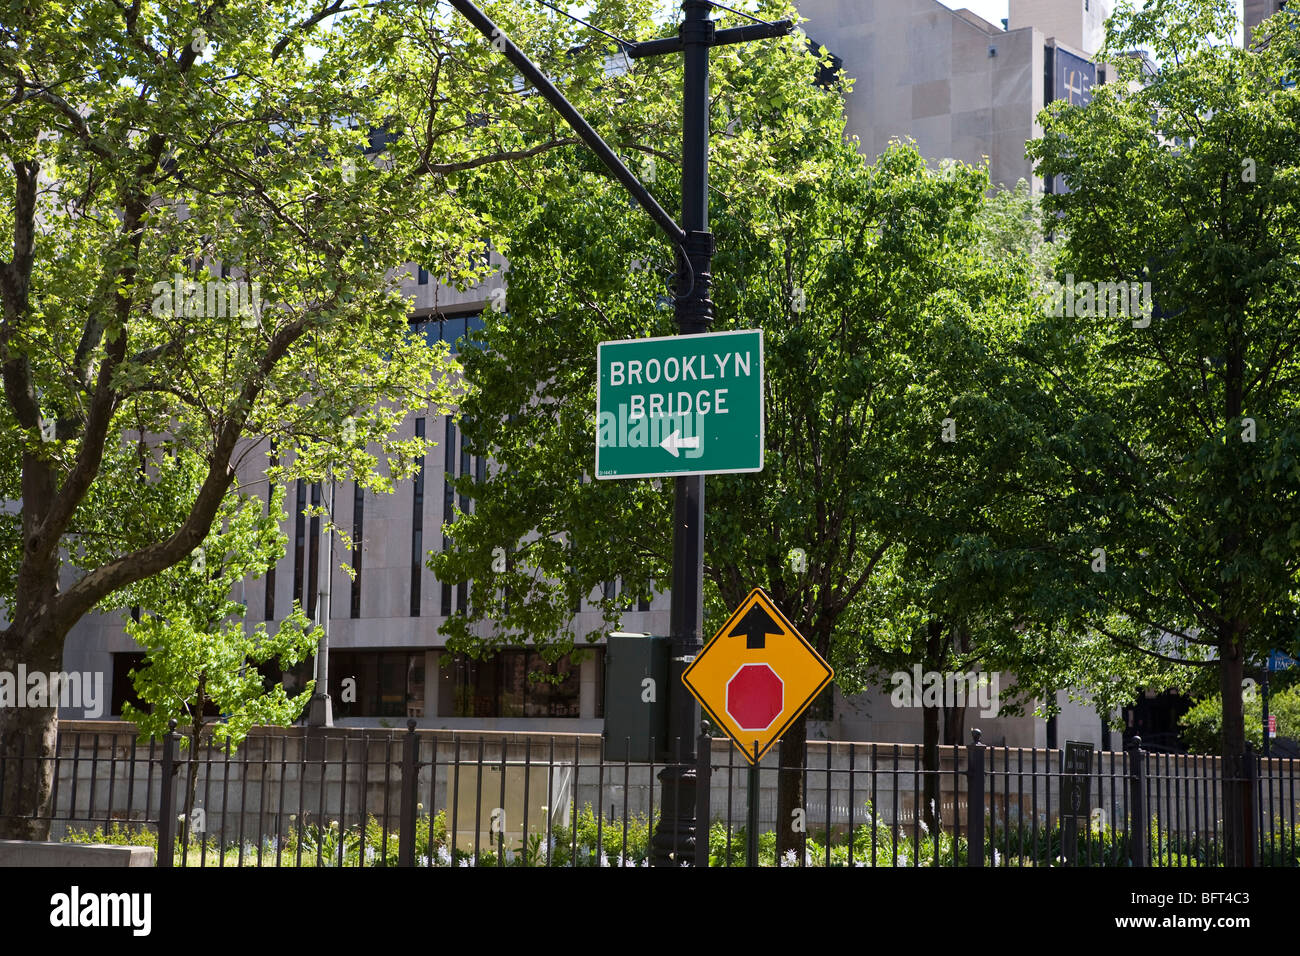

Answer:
[1180,680,1300,754]
[820,176,1180,835]
[1026,0,1300,862]
[0,0,621,838]
[119,479,319,825]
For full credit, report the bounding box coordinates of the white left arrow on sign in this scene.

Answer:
[659,430,700,458]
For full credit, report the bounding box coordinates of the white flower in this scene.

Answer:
[993,849,1002,867]
[599,852,610,867]
[458,857,473,867]
[436,846,452,866]
[780,849,798,867]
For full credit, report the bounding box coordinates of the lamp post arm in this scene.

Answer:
[446,0,688,250]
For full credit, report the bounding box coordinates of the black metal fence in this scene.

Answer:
[2,721,1297,867]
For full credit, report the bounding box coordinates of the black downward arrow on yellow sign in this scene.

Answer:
[728,601,783,649]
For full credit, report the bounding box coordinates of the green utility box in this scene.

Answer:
[603,632,670,762]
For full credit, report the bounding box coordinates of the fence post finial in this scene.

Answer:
[966,728,986,867]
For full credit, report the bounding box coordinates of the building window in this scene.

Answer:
[307,482,321,620]
[329,651,425,718]
[417,266,428,285]
[350,481,364,618]
[409,312,485,355]
[411,418,426,616]
[444,649,597,718]
[110,653,146,717]
[265,445,279,621]
[441,419,456,616]
[293,479,307,608]
[457,441,471,613]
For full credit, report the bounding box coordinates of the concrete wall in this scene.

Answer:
[797,0,1045,190]
[1009,0,1110,56]
[0,840,154,867]
[1244,0,1287,45]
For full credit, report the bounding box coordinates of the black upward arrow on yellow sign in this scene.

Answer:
[727,602,783,649]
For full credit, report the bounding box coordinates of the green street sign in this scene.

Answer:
[596,329,764,479]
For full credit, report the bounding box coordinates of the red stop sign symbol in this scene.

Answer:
[726,664,784,732]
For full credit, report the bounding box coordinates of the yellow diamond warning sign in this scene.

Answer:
[681,588,833,765]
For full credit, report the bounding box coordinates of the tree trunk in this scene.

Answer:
[922,696,941,833]
[0,631,65,840]
[775,712,806,862]
[943,704,967,747]
[1218,627,1252,866]
[921,617,946,832]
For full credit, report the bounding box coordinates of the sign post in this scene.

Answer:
[1061,740,1094,865]
[682,588,833,865]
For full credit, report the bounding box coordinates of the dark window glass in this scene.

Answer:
[441,419,456,616]
[407,654,425,718]
[350,481,364,618]
[417,266,428,285]
[457,445,470,612]
[110,652,146,717]
[293,479,307,608]
[265,445,279,621]
[307,483,321,619]
[377,652,407,717]
[499,653,526,718]
[411,418,426,616]
[330,651,358,719]
[444,316,466,345]
[257,657,313,712]
[443,650,593,718]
